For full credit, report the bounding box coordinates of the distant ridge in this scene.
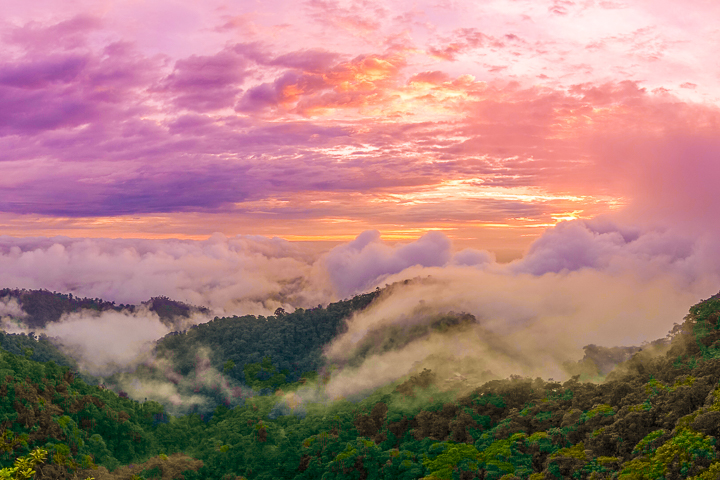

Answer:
[0,288,210,329]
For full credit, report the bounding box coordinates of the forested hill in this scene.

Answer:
[0,288,210,328]
[147,289,382,392]
[3,291,720,478]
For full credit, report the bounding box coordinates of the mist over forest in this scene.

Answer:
[2,220,719,398]
[1,222,720,479]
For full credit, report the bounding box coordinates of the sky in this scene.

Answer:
[2,0,720,385]
[1,0,718,258]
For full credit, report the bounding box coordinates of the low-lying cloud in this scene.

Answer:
[0,296,25,318]
[0,296,26,334]
[0,233,327,316]
[322,263,706,398]
[109,347,249,415]
[323,230,455,297]
[0,217,719,406]
[43,309,173,377]
[319,220,720,398]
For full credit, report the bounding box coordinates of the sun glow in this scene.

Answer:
[379,179,589,205]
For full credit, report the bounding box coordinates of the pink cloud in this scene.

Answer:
[0,54,716,241]
[428,28,502,61]
[4,14,102,51]
[408,70,450,85]
[270,49,341,72]
[548,0,576,16]
[236,52,404,114]
[304,0,388,35]
[0,234,325,313]
[0,0,719,399]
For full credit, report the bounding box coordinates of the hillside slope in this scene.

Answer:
[2,291,720,479]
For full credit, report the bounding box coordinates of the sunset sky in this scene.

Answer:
[2,0,718,261]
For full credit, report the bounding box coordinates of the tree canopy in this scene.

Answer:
[2,289,720,478]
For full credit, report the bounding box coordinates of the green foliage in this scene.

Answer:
[344,312,477,367]
[620,428,716,479]
[632,430,666,456]
[1,288,720,480]
[423,442,480,480]
[688,461,720,479]
[0,447,47,480]
[222,359,235,374]
[687,296,720,360]
[243,356,287,391]
[152,290,380,391]
[0,331,77,369]
[551,442,587,460]
[581,404,614,421]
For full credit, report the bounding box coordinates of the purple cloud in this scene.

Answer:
[236,71,329,113]
[510,220,697,276]
[0,85,98,133]
[162,49,251,112]
[4,14,102,51]
[0,56,88,88]
[451,248,495,266]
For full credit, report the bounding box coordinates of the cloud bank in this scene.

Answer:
[2,215,717,403]
[323,230,454,297]
[0,233,326,315]
[318,218,720,398]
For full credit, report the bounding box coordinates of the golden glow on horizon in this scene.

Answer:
[281,231,444,242]
[551,210,584,222]
[374,179,589,206]
[318,218,360,224]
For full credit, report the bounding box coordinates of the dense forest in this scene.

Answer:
[152,289,380,387]
[2,288,720,479]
